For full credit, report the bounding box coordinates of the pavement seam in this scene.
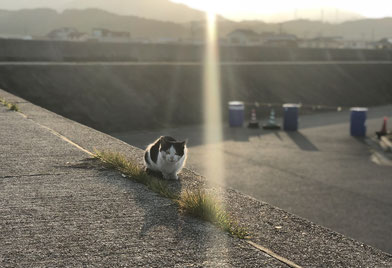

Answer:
[0,173,65,179]
[29,119,94,157]
[246,240,303,268]
[13,108,306,268]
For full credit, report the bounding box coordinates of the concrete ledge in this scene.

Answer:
[1,88,391,267]
[1,39,392,62]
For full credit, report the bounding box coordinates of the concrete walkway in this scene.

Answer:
[1,89,391,267]
[0,98,286,267]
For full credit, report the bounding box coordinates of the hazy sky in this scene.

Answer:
[1,0,392,21]
[173,0,392,20]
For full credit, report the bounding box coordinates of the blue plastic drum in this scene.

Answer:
[350,107,368,137]
[228,101,244,127]
[283,104,300,131]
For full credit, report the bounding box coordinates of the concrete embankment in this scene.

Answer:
[1,39,392,62]
[0,62,392,133]
[1,89,392,267]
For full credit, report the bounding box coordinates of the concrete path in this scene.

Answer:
[0,99,286,267]
[113,106,392,254]
[1,89,391,267]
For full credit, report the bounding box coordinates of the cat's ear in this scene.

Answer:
[181,139,188,146]
[158,136,164,149]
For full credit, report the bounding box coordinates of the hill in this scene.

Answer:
[0,8,392,40]
[218,18,392,40]
[0,9,188,38]
[61,0,206,23]
[0,0,207,23]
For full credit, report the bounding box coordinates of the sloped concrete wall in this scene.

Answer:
[0,63,392,132]
[1,39,392,62]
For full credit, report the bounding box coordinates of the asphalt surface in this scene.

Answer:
[113,106,392,254]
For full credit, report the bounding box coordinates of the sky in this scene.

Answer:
[1,0,392,22]
[172,0,392,21]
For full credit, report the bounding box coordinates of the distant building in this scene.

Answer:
[375,38,392,49]
[68,32,89,42]
[263,34,298,48]
[0,34,33,40]
[226,29,299,47]
[259,32,276,40]
[178,37,204,45]
[92,28,131,43]
[155,37,179,44]
[300,36,344,49]
[47,27,88,42]
[226,29,262,46]
[342,40,374,49]
[136,38,152,44]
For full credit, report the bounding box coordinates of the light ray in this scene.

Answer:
[203,11,224,187]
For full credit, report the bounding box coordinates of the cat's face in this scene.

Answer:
[160,139,186,163]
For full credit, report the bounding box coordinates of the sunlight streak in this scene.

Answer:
[203,11,224,187]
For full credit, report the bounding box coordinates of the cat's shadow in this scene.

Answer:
[65,158,198,238]
[145,168,164,178]
[145,168,184,196]
[63,158,249,264]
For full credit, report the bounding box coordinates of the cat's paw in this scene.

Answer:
[169,173,178,180]
[163,173,178,180]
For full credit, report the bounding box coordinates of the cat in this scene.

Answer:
[144,136,187,180]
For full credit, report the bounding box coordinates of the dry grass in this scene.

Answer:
[94,150,248,239]
[94,150,177,199]
[178,190,248,238]
[0,97,19,112]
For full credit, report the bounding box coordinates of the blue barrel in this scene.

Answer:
[228,101,244,127]
[283,104,300,131]
[350,107,368,137]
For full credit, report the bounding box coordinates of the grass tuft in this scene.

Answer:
[93,149,248,239]
[0,97,20,112]
[178,190,249,238]
[9,103,19,111]
[93,150,178,200]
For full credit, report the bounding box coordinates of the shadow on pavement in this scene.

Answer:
[111,105,392,151]
[287,131,319,151]
[65,158,213,264]
[352,136,369,145]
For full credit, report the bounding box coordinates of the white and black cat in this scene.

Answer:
[144,136,187,180]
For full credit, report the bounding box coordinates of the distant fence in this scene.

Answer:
[1,39,392,62]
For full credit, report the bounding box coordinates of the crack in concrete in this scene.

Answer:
[0,173,65,179]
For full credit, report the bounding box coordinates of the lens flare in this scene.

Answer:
[203,11,224,187]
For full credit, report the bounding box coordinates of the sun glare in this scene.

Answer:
[172,0,392,20]
[203,11,224,187]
